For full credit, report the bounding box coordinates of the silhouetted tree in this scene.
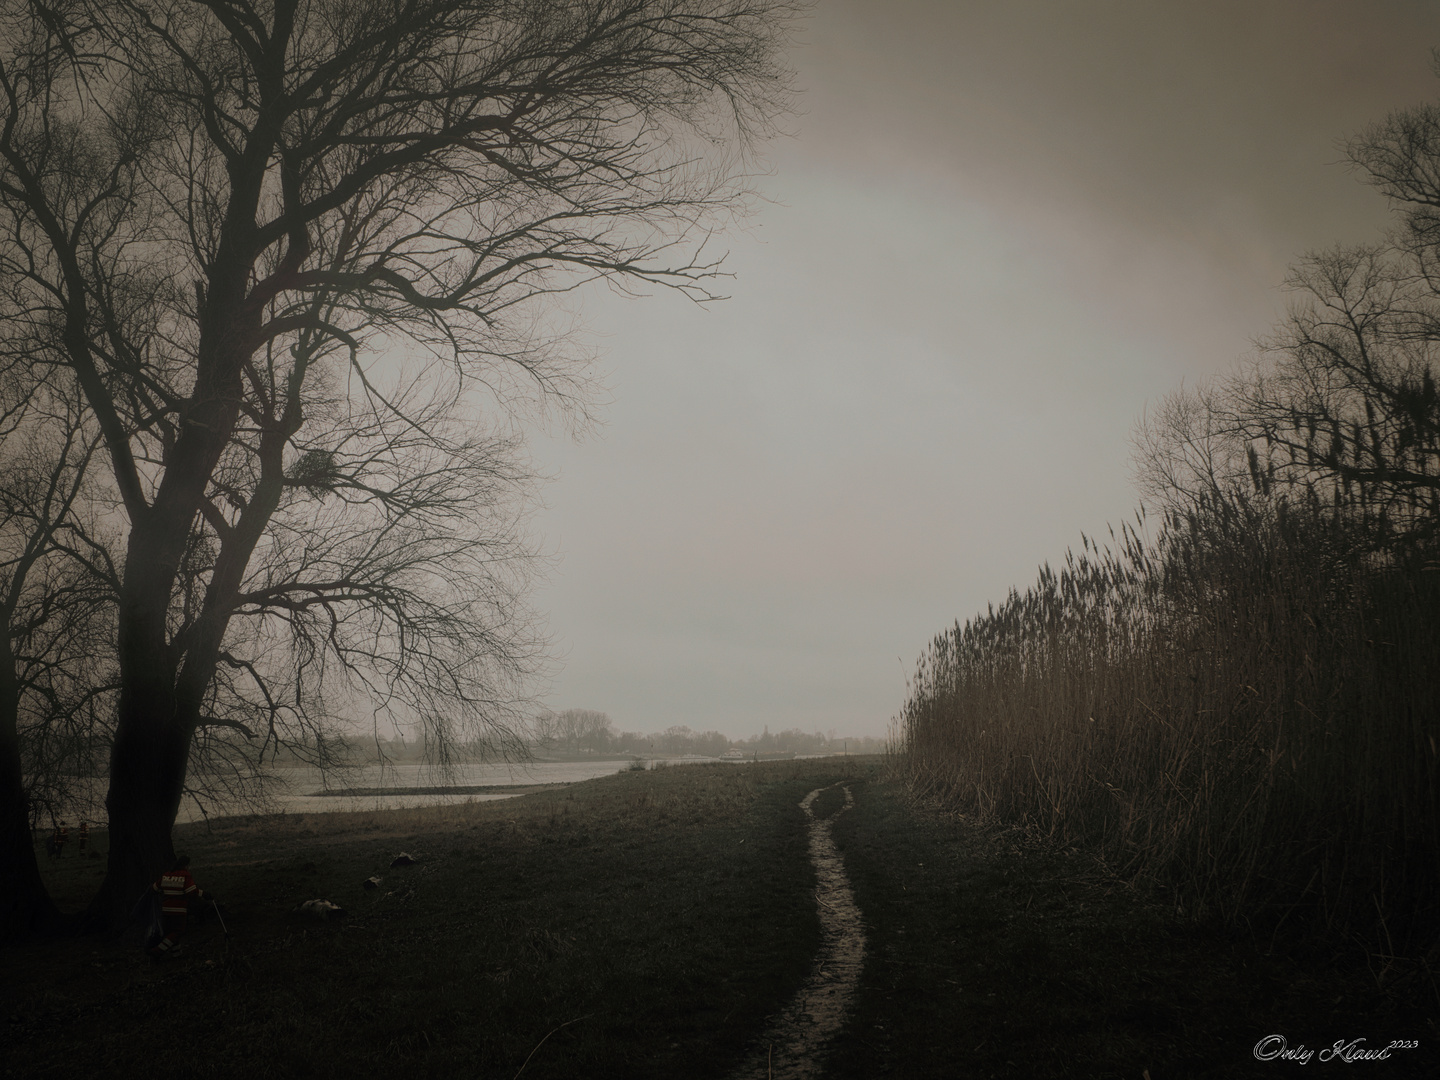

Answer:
[0,0,799,927]
[1233,246,1440,552]
[0,365,116,939]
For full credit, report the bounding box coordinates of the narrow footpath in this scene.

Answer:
[733,783,867,1080]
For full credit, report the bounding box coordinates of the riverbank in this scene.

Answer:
[304,782,573,797]
[4,759,1435,1078]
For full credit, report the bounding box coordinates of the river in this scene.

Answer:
[173,758,659,822]
[43,758,668,826]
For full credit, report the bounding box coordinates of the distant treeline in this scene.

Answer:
[303,714,885,764]
[529,710,885,758]
[901,106,1440,957]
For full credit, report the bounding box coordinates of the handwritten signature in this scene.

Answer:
[1254,1035,1421,1064]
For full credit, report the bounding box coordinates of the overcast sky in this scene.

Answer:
[527,1,1440,740]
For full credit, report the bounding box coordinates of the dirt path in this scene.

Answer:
[733,783,867,1080]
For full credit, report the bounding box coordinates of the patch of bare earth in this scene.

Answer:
[734,783,867,1080]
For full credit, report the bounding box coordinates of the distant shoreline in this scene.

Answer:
[304,782,574,797]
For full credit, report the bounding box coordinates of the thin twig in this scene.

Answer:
[514,1014,592,1079]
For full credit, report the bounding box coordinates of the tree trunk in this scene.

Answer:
[85,702,190,929]
[0,666,57,940]
[85,516,198,926]
[85,639,200,926]
[86,343,252,925]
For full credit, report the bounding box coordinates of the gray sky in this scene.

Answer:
[529,1,1440,739]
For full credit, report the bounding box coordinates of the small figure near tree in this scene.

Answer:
[47,822,68,859]
[147,855,208,959]
[77,821,89,854]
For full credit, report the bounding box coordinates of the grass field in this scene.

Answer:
[829,784,1437,1079]
[3,759,1436,1079]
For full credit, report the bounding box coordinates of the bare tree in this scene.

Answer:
[1229,246,1440,547]
[0,360,116,939]
[0,0,799,926]
[1131,94,1440,542]
[1136,255,1438,548]
[528,708,561,751]
[529,708,612,752]
[1131,380,1253,515]
[1197,100,1440,542]
[556,708,613,751]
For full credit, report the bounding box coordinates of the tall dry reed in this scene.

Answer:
[901,492,1439,953]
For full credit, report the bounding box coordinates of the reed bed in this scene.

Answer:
[900,492,1440,955]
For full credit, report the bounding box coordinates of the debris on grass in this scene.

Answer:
[293,899,348,921]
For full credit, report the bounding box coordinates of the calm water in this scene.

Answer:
[173,759,649,822]
[47,759,672,825]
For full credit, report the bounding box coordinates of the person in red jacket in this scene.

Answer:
[147,854,208,958]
